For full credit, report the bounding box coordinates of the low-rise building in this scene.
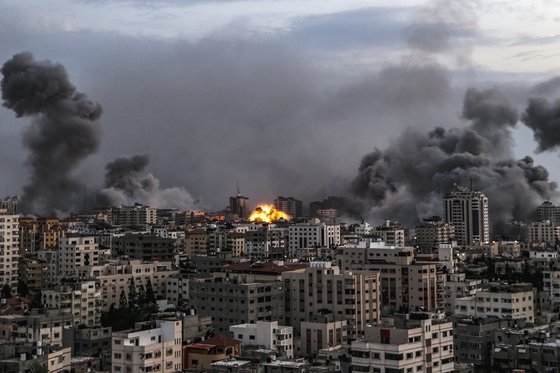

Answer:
[454,283,535,323]
[351,312,454,373]
[230,321,294,358]
[111,318,183,373]
[183,335,241,370]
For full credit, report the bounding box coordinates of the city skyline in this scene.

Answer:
[1,0,560,224]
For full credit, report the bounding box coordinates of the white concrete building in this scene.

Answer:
[288,219,340,254]
[351,313,454,373]
[0,209,19,291]
[230,321,294,358]
[112,319,183,373]
[444,273,483,313]
[454,283,535,323]
[55,236,100,280]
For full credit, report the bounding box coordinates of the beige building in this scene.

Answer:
[190,261,306,333]
[444,273,483,313]
[0,209,19,291]
[111,204,157,225]
[529,220,558,246]
[338,240,445,314]
[42,281,102,326]
[0,310,74,346]
[454,283,535,323]
[185,228,209,257]
[47,346,71,373]
[300,311,348,357]
[370,221,406,247]
[84,260,179,311]
[112,319,183,373]
[227,232,246,257]
[415,217,455,252]
[351,313,454,373]
[282,261,380,339]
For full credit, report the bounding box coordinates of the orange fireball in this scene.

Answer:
[249,204,290,222]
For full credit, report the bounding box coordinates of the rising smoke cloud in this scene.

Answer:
[522,96,560,152]
[1,52,102,215]
[351,87,558,229]
[98,154,198,211]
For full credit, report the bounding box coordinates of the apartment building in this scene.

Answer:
[543,270,560,310]
[415,217,455,252]
[230,320,294,358]
[42,281,102,326]
[529,220,558,246]
[370,221,406,247]
[454,283,535,323]
[444,273,483,313]
[0,310,74,347]
[0,209,19,291]
[288,220,341,254]
[112,233,177,262]
[338,240,444,314]
[110,204,157,226]
[282,261,380,339]
[453,316,518,370]
[189,276,286,333]
[300,310,348,357]
[351,313,454,373]
[245,225,288,259]
[55,236,100,280]
[84,260,179,311]
[111,318,183,373]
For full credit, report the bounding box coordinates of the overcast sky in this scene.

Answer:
[1,0,560,213]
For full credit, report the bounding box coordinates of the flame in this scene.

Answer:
[249,204,290,223]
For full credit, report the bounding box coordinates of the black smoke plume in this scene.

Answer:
[98,154,198,210]
[352,87,558,229]
[522,97,560,152]
[1,52,102,214]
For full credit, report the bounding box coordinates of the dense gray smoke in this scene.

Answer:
[1,52,102,214]
[98,154,198,210]
[352,87,558,229]
[522,97,560,152]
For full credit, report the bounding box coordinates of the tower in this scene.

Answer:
[443,185,489,246]
[229,185,249,219]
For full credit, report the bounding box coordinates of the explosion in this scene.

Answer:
[249,205,290,222]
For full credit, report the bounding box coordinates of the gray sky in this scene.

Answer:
[1,0,560,213]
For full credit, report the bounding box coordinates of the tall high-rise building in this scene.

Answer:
[0,209,20,291]
[229,194,249,219]
[443,186,489,246]
[273,196,302,218]
[537,200,560,227]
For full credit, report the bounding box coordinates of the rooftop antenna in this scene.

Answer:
[236,181,241,196]
[469,176,473,191]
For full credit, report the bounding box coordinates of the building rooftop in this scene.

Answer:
[223,261,307,275]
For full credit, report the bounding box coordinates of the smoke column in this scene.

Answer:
[351,87,558,230]
[1,52,102,215]
[98,154,198,210]
[522,97,560,152]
